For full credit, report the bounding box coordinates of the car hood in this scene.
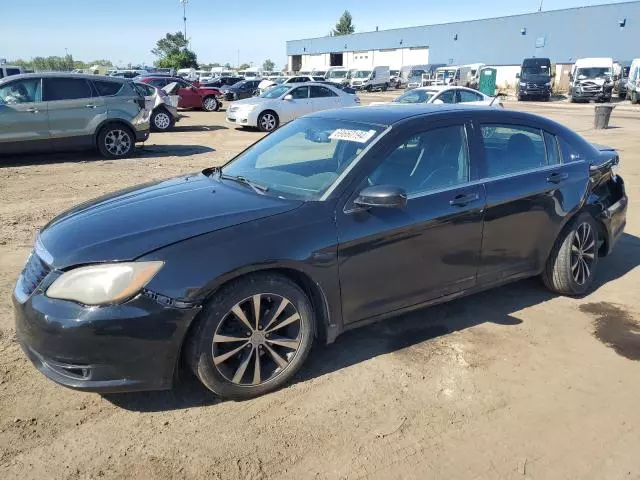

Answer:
[39,173,302,269]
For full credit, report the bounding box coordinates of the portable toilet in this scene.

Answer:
[479,67,497,96]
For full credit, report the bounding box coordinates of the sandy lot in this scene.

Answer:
[1,94,639,480]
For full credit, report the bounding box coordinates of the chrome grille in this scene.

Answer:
[18,253,51,298]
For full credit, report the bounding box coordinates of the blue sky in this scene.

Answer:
[2,0,625,68]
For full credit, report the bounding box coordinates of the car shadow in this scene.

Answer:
[169,125,228,133]
[104,232,640,412]
[0,145,215,167]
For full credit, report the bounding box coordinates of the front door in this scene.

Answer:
[43,77,107,145]
[337,121,485,323]
[0,77,50,152]
[279,86,312,123]
[176,80,201,108]
[474,120,586,284]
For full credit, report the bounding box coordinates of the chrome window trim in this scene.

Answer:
[406,160,585,201]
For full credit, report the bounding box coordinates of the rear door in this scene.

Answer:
[279,86,312,123]
[474,116,587,284]
[456,89,487,105]
[309,85,341,112]
[43,77,107,145]
[0,77,50,151]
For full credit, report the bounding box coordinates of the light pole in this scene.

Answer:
[179,0,189,45]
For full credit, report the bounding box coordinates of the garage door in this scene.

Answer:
[374,49,403,70]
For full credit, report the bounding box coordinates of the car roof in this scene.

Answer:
[308,104,556,128]
[0,72,129,83]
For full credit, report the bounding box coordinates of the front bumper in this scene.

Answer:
[226,109,258,127]
[14,285,200,393]
[571,87,611,101]
[135,128,150,142]
[519,87,551,97]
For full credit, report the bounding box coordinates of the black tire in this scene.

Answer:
[96,124,134,158]
[631,91,638,105]
[187,273,315,399]
[257,110,279,132]
[150,108,175,132]
[542,213,599,296]
[203,96,220,112]
[517,95,524,101]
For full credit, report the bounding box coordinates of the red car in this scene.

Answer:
[138,76,222,112]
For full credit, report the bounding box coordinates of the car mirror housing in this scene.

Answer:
[354,185,407,209]
[433,99,445,105]
[516,73,520,79]
[283,94,293,101]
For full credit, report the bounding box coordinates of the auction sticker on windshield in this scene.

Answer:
[329,129,377,143]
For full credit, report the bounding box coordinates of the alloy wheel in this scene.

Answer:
[212,294,302,386]
[571,222,596,285]
[204,97,218,111]
[104,129,132,156]
[154,112,171,130]
[260,113,276,131]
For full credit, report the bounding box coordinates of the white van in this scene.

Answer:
[177,68,199,82]
[243,69,262,79]
[460,63,486,89]
[626,58,640,104]
[350,66,390,91]
[325,67,349,84]
[569,58,614,102]
[435,66,459,86]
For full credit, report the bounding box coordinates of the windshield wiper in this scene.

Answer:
[220,173,269,195]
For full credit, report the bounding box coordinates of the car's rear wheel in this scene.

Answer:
[257,111,279,132]
[542,212,599,296]
[203,96,220,112]
[151,109,174,132]
[97,124,134,158]
[187,273,314,399]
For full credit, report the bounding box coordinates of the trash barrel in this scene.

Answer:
[594,104,615,129]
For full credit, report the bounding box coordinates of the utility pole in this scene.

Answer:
[180,0,189,45]
[538,0,544,12]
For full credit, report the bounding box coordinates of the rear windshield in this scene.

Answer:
[93,80,123,96]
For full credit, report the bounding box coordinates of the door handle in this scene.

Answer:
[450,193,480,207]
[547,172,569,183]
[85,104,98,109]
[26,107,39,113]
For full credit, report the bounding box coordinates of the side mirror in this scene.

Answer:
[354,185,407,209]
[515,73,520,79]
[191,86,197,91]
[551,72,556,78]
[432,99,444,105]
[569,73,574,81]
[283,94,293,101]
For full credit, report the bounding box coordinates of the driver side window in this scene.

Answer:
[291,86,309,99]
[369,125,470,196]
[0,78,42,104]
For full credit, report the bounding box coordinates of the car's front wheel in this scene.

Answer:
[97,124,134,158]
[257,111,279,132]
[631,90,639,105]
[203,96,220,112]
[187,273,315,399]
[542,213,599,296]
[151,109,174,132]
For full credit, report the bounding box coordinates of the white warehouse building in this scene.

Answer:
[286,1,640,87]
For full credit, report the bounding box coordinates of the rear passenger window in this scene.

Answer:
[480,125,547,178]
[43,78,92,101]
[543,132,561,165]
[93,80,123,96]
[558,136,586,163]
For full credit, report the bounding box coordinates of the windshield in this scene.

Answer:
[221,118,384,200]
[577,67,611,78]
[395,89,437,104]
[409,69,426,78]
[522,65,550,76]
[328,71,347,78]
[260,85,291,98]
[354,71,371,78]
[391,70,400,76]
[437,70,456,79]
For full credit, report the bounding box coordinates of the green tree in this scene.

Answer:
[262,59,276,71]
[333,11,355,36]
[238,63,251,71]
[224,62,232,69]
[152,32,198,69]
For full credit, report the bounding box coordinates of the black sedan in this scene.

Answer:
[201,76,244,89]
[14,105,627,399]
[219,79,261,101]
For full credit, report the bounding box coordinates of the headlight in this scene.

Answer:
[47,261,163,305]
[519,82,527,87]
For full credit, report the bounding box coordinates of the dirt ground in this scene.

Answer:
[1,94,639,480]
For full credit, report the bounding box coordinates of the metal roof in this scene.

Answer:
[287,1,640,65]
